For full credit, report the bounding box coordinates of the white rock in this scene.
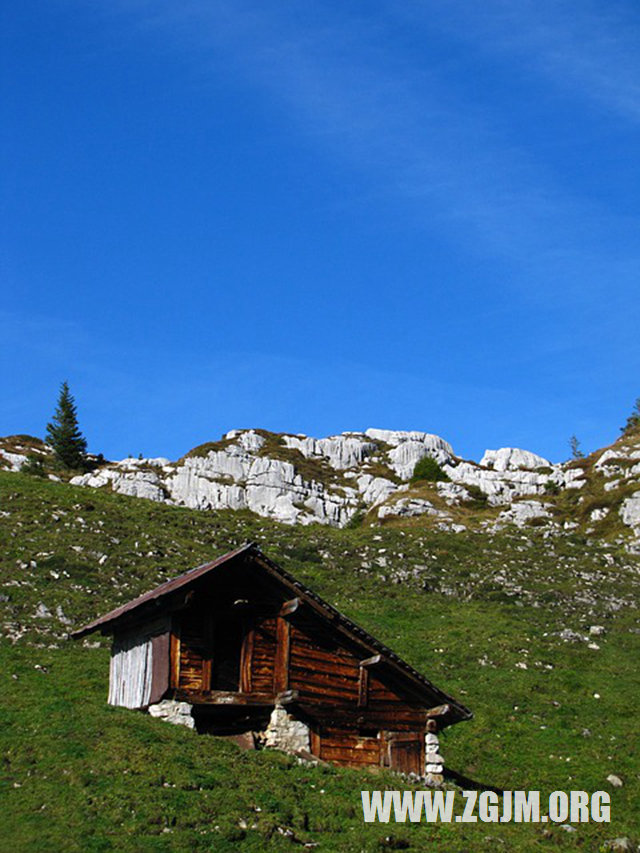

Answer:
[264,706,310,753]
[563,468,587,489]
[148,699,195,729]
[436,482,471,504]
[595,449,621,469]
[365,428,451,449]
[233,430,265,452]
[378,499,449,520]
[0,450,28,471]
[481,447,551,471]
[49,426,633,532]
[496,501,552,527]
[620,492,640,532]
[356,474,397,505]
[113,456,171,469]
[112,473,166,502]
[283,433,376,470]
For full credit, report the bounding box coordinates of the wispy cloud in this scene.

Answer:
[405,0,640,124]
[100,1,640,301]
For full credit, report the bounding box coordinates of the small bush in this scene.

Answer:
[463,483,488,505]
[410,456,450,484]
[22,455,46,477]
[345,509,366,529]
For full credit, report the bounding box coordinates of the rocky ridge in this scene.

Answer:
[2,426,640,543]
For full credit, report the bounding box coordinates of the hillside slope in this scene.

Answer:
[1,469,639,851]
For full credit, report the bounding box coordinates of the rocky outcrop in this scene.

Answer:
[378,498,450,521]
[480,447,551,471]
[0,449,28,471]
[496,500,552,528]
[620,492,640,534]
[0,425,617,536]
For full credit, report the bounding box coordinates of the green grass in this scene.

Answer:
[1,471,639,851]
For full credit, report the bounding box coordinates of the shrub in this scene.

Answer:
[410,456,450,484]
[22,454,46,477]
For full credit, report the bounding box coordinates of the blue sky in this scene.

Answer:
[3,0,639,463]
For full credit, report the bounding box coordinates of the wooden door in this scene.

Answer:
[384,731,424,775]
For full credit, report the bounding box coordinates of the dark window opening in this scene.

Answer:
[358,727,379,739]
[211,614,244,691]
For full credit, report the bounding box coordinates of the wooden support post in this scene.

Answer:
[358,665,369,708]
[169,625,181,689]
[240,628,254,693]
[273,617,291,693]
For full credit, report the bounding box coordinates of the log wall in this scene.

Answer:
[163,572,428,774]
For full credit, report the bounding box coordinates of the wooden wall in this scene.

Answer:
[164,566,427,774]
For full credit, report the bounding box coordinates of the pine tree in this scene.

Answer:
[569,435,584,459]
[621,398,640,434]
[46,381,88,469]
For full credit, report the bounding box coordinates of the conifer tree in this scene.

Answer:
[621,398,640,434]
[46,381,88,469]
[569,435,584,459]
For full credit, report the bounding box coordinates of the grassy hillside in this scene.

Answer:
[1,470,639,851]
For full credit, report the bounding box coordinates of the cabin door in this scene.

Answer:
[384,732,425,775]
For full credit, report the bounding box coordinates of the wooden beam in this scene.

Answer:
[201,617,213,692]
[240,628,254,693]
[273,617,291,693]
[175,690,278,707]
[169,623,181,689]
[358,665,369,708]
[426,704,451,718]
[279,597,301,618]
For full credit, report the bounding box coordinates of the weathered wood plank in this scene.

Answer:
[273,617,290,693]
[358,665,369,708]
[240,628,254,692]
[289,666,359,687]
[289,652,359,678]
[170,626,181,689]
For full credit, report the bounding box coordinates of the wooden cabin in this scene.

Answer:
[73,543,471,774]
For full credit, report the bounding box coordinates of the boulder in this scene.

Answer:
[620,492,640,532]
[496,501,552,528]
[480,447,551,471]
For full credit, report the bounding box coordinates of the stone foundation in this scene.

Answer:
[424,722,444,786]
[263,705,310,753]
[148,699,195,729]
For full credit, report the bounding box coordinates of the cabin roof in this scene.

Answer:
[72,542,472,726]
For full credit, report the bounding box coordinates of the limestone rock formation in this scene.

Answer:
[4,423,638,540]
